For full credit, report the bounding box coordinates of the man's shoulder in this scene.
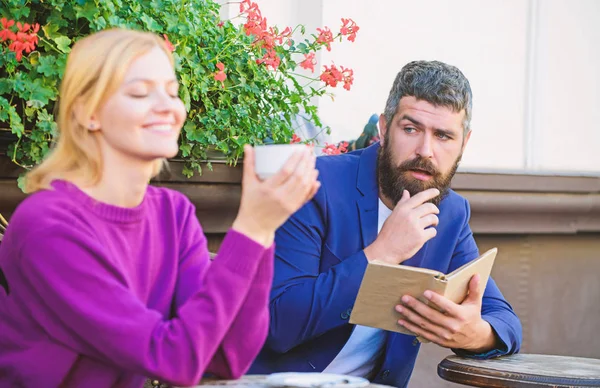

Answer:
[439,189,471,223]
[315,148,365,183]
[316,147,364,170]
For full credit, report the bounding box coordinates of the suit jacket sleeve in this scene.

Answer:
[265,185,369,354]
[450,199,523,358]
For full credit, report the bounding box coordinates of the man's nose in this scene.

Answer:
[416,134,433,158]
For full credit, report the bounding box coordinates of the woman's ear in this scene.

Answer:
[73,100,101,131]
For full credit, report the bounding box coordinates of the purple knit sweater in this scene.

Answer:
[0,180,274,387]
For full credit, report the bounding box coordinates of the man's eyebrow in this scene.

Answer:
[399,114,423,127]
[435,128,458,138]
[400,114,459,137]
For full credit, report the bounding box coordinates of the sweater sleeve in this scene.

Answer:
[205,245,274,379]
[14,223,266,387]
[173,203,274,380]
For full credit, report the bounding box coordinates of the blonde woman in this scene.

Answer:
[0,29,319,387]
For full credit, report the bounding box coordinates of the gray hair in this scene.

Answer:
[383,60,473,136]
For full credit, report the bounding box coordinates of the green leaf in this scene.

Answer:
[180,143,192,157]
[37,55,60,77]
[95,16,108,29]
[297,43,308,54]
[17,175,27,192]
[182,165,194,178]
[0,96,24,137]
[140,14,162,31]
[75,1,100,21]
[54,36,72,53]
[181,86,191,111]
[0,79,13,95]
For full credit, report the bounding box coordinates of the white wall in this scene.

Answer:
[251,0,600,174]
[531,0,600,173]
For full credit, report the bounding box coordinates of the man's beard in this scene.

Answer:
[377,140,461,207]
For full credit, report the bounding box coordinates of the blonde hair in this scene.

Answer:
[25,28,174,193]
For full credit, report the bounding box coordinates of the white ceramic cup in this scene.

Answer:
[253,144,308,180]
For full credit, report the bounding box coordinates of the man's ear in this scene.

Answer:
[462,129,472,151]
[73,100,101,132]
[378,114,387,146]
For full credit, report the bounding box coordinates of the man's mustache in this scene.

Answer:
[397,157,440,177]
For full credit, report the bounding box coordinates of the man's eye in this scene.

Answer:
[436,132,450,140]
[404,127,416,133]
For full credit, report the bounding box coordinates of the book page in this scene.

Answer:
[350,261,447,335]
[443,248,497,304]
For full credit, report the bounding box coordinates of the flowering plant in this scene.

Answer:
[0,0,357,179]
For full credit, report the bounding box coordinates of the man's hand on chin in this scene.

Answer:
[394,274,499,353]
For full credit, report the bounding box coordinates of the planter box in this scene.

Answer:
[0,155,242,251]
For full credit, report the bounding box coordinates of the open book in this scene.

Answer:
[349,248,497,336]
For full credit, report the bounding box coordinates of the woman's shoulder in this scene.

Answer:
[9,186,82,232]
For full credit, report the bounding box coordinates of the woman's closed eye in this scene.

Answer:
[127,87,149,98]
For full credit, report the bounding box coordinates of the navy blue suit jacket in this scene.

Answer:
[250,143,522,387]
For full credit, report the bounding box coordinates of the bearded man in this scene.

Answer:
[250,61,522,388]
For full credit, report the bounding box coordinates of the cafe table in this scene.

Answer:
[148,374,393,388]
[437,354,600,387]
[196,374,392,388]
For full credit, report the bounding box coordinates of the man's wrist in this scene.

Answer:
[364,243,388,263]
[465,319,498,353]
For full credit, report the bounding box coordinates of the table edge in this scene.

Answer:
[437,358,600,387]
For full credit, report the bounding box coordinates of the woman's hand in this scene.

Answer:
[232,145,320,247]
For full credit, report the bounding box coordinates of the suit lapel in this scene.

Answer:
[355,143,381,249]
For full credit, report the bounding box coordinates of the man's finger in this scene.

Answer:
[464,274,484,304]
[396,302,449,338]
[422,290,459,317]
[419,214,439,229]
[397,318,446,347]
[393,190,410,209]
[413,203,440,218]
[399,295,452,328]
[405,188,440,208]
[401,189,410,202]
[422,227,437,242]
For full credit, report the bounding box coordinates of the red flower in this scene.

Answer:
[320,64,343,87]
[217,21,224,28]
[290,134,302,144]
[0,18,16,42]
[214,62,227,87]
[240,0,260,14]
[243,12,266,37]
[316,27,334,51]
[163,34,175,52]
[322,141,348,155]
[340,18,359,42]
[4,21,39,61]
[1,18,15,29]
[341,66,354,91]
[320,64,354,90]
[299,52,316,73]
[256,49,281,70]
[239,0,293,71]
